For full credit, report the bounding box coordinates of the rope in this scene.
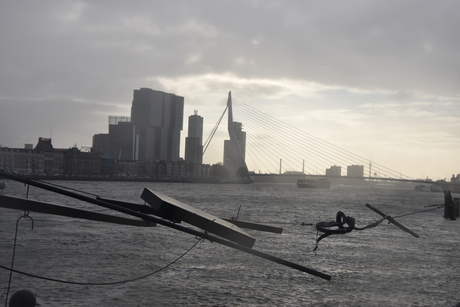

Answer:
[313,211,387,253]
[392,205,444,219]
[24,179,99,197]
[313,205,444,252]
[5,212,34,307]
[0,237,203,287]
[314,212,356,252]
[2,210,205,294]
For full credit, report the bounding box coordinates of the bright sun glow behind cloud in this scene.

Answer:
[1,1,459,180]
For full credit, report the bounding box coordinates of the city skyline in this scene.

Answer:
[0,85,457,180]
[0,1,459,180]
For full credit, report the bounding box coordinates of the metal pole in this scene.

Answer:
[0,171,331,281]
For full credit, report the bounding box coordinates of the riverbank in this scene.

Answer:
[4,174,253,184]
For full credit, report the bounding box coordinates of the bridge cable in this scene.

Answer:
[202,106,227,156]
[232,98,414,179]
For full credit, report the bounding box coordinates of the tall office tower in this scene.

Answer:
[223,122,246,176]
[185,110,204,164]
[131,88,184,161]
[108,116,136,160]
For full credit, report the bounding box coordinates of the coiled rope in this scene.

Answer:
[313,205,444,253]
[313,211,386,253]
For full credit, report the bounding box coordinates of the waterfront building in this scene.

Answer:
[0,138,213,180]
[32,137,101,176]
[92,133,109,156]
[326,165,342,177]
[108,116,136,160]
[0,138,63,175]
[131,88,184,161]
[185,110,203,164]
[34,137,54,152]
[0,147,44,175]
[35,137,65,175]
[347,164,364,177]
[63,146,102,176]
[115,160,140,177]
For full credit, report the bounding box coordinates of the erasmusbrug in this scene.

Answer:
[229,96,414,181]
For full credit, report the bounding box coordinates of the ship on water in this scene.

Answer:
[297,178,330,189]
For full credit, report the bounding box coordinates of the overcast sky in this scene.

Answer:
[1,1,459,180]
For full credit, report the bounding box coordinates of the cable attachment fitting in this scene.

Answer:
[19,211,34,230]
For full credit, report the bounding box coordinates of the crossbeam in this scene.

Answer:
[98,196,283,234]
[365,204,419,238]
[0,171,331,280]
[141,188,256,248]
[0,195,155,227]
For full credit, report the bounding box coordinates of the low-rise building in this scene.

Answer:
[326,165,342,177]
[347,165,364,177]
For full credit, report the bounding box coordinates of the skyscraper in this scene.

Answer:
[223,121,247,176]
[108,116,135,160]
[185,110,203,164]
[131,88,184,161]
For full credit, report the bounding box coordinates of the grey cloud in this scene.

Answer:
[2,1,459,95]
[1,1,459,178]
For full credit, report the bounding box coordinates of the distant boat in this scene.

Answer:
[414,184,443,192]
[297,178,330,189]
[370,182,395,188]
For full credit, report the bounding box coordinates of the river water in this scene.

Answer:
[0,180,459,306]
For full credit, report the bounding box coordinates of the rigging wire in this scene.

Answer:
[24,179,99,197]
[392,205,444,219]
[1,228,204,287]
[4,213,34,307]
[2,185,206,295]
